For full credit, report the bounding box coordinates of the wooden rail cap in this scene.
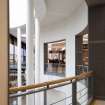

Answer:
[9,71,93,93]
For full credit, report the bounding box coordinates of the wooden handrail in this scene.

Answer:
[9,71,93,93]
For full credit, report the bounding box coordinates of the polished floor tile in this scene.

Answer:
[92,100,105,105]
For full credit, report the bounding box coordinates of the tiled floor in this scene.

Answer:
[92,100,105,105]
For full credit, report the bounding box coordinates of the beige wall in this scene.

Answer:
[0,0,8,105]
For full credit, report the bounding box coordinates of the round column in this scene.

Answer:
[34,17,41,105]
[34,18,40,83]
[26,0,35,104]
[17,27,22,105]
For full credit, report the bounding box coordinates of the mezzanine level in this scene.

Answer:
[9,71,94,105]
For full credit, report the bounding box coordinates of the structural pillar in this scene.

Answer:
[34,17,41,105]
[17,28,22,105]
[26,0,35,104]
[34,18,40,83]
[65,35,76,105]
[0,0,8,104]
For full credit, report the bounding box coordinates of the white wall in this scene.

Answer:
[37,2,88,105]
[39,1,88,82]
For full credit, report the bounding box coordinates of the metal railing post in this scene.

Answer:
[72,81,77,105]
[44,90,47,105]
[9,71,93,105]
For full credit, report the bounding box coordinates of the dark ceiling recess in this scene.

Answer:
[86,0,105,7]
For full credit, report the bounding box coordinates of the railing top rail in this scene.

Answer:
[9,71,93,93]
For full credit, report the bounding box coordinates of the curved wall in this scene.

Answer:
[39,1,88,82]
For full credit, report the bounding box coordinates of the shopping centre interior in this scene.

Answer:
[0,0,105,105]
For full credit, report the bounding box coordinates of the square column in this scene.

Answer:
[0,0,8,104]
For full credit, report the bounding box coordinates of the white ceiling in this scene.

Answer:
[10,0,85,37]
[41,0,84,27]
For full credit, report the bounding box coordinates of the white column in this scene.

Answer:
[17,28,22,105]
[65,35,76,105]
[34,18,41,105]
[35,18,40,83]
[26,0,35,104]
[66,35,75,77]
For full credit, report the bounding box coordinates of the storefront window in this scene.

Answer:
[44,40,66,76]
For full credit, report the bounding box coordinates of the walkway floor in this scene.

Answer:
[92,100,105,105]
